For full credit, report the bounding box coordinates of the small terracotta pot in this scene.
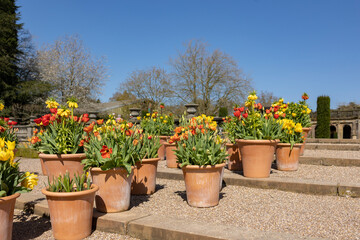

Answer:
[132,158,160,195]
[182,163,225,208]
[0,193,20,240]
[42,185,98,240]
[39,153,85,180]
[158,136,169,160]
[90,167,134,213]
[276,143,302,171]
[236,139,277,178]
[300,127,311,155]
[164,142,178,168]
[226,143,242,171]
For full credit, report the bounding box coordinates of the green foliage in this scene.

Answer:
[0,118,18,143]
[222,116,237,144]
[140,112,174,136]
[174,131,227,167]
[218,107,228,117]
[0,159,36,197]
[35,118,85,154]
[14,148,39,158]
[47,172,91,193]
[0,0,22,106]
[316,96,330,138]
[139,134,161,159]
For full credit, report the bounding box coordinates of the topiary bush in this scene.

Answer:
[316,96,330,138]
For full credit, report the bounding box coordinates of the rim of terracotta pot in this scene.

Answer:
[38,153,86,160]
[302,127,311,132]
[225,142,237,147]
[277,143,302,147]
[90,166,135,173]
[182,163,226,170]
[41,184,99,198]
[159,136,170,139]
[0,192,20,202]
[235,139,278,144]
[164,142,176,147]
[140,158,161,163]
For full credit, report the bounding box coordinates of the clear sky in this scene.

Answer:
[17,0,360,110]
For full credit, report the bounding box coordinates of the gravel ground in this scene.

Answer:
[12,209,139,240]
[303,149,360,159]
[158,158,360,184]
[17,156,360,240]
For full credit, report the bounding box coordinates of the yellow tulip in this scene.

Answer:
[0,150,10,161]
[67,101,78,108]
[0,138,5,148]
[21,172,38,190]
[6,141,15,151]
[0,103,4,111]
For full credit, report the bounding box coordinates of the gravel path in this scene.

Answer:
[304,149,360,159]
[13,209,139,240]
[17,157,360,240]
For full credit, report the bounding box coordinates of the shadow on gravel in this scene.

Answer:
[175,190,226,203]
[155,184,165,191]
[130,194,151,208]
[13,211,51,240]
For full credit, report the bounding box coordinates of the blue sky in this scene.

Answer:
[17,0,360,110]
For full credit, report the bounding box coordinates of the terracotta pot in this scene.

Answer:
[42,185,98,240]
[164,143,178,168]
[300,127,311,155]
[276,143,302,171]
[39,153,85,180]
[158,136,169,160]
[132,158,160,195]
[226,143,242,171]
[0,193,20,240]
[236,139,277,178]
[182,163,225,208]
[90,167,134,213]
[39,157,47,175]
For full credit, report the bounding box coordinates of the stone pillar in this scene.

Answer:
[129,108,141,119]
[338,124,343,139]
[185,104,199,119]
[351,121,357,139]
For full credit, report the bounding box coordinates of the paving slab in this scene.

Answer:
[15,192,322,240]
[157,167,359,197]
[305,143,359,151]
[128,215,317,240]
[300,156,360,167]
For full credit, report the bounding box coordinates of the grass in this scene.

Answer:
[15,146,39,158]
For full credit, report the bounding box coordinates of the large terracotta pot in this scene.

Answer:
[132,158,160,195]
[182,163,225,208]
[39,153,85,180]
[164,142,178,168]
[276,143,302,171]
[0,193,20,240]
[300,127,311,155]
[226,143,242,171]
[158,136,169,160]
[42,185,98,240]
[90,167,134,213]
[236,139,277,178]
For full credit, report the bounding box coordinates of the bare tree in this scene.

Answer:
[257,91,279,107]
[170,40,252,115]
[122,66,172,106]
[37,35,108,103]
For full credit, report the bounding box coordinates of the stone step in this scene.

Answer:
[305,143,359,151]
[15,192,317,240]
[307,138,360,144]
[157,167,360,198]
[300,156,360,167]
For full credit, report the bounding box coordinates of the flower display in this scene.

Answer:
[170,114,226,167]
[232,91,283,140]
[30,97,90,154]
[82,115,159,174]
[141,111,174,136]
[0,139,38,197]
[0,101,19,143]
[278,119,304,148]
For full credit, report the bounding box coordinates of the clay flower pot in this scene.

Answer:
[39,153,85,180]
[157,136,169,160]
[132,158,160,195]
[42,185,99,240]
[226,143,242,171]
[90,167,134,213]
[236,139,277,178]
[164,142,178,168]
[0,193,20,240]
[182,163,225,208]
[276,143,302,171]
[300,127,311,155]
